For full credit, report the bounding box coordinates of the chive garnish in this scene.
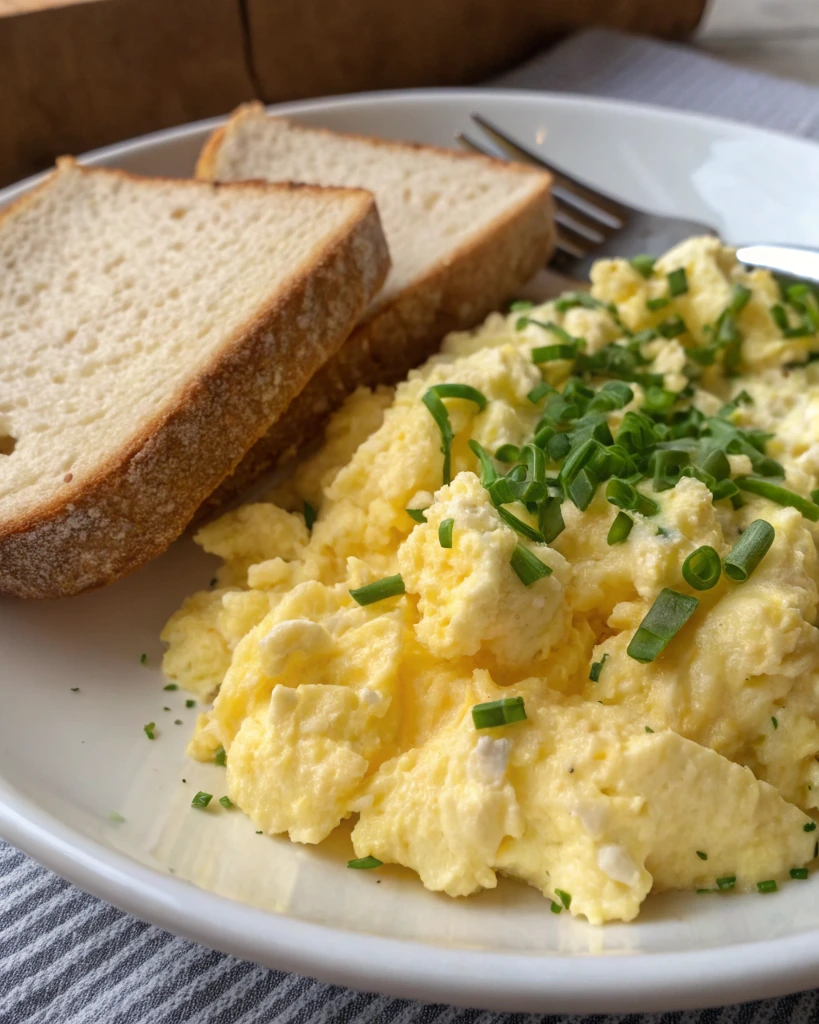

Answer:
[185,699,195,708]
[219,796,233,809]
[607,510,633,545]
[509,299,534,312]
[191,791,212,809]
[589,653,609,682]
[495,443,520,462]
[627,589,699,663]
[757,880,777,893]
[682,545,721,591]
[422,384,487,485]
[667,268,689,297]
[772,716,779,730]
[163,684,178,692]
[550,900,562,914]
[349,575,406,606]
[696,851,708,861]
[657,314,687,339]
[605,479,659,517]
[348,856,383,870]
[468,438,498,487]
[716,876,736,890]
[510,543,552,586]
[736,478,819,521]
[630,254,656,278]
[771,303,790,331]
[532,343,578,363]
[723,519,775,581]
[472,696,527,730]
[646,296,671,311]
[804,821,817,832]
[214,745,227,767]
[555,889,572,910]
[645,726,654,733]
[143,722,156,740]
[406,508,427,524]
[140,653,147,664]
[109,812,126,824]
[791,867,809,879]
[497,506,545,543]
[438,518,454,548]
[303,501,317,531]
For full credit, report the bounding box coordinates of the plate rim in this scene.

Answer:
[3,86,819,1013]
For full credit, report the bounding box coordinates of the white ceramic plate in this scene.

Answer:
[3,89,819,1015]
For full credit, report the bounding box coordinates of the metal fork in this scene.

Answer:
[457,113,718,278]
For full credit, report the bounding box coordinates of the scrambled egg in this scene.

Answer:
[162,237,819,924]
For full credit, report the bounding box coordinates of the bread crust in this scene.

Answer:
[195,105,555,513]
[0,162,390,598]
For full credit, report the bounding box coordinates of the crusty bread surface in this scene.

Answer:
[0,159,389,597]
[196,103,555,512]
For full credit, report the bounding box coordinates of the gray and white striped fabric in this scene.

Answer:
[5,29,819,1023]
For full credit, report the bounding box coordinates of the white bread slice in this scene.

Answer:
[196,104,554,510]
[0,159,389,598]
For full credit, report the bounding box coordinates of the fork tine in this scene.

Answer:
[470,114,631,225]
[457,131,616,241]
[553,218,597,256]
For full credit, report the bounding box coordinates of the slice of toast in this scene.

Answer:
[0,159,389,598]
[196,104,554,510]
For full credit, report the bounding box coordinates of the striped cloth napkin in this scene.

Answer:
[4,28,819,1024]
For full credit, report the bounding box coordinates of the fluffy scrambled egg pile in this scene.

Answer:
[162,237,819,924]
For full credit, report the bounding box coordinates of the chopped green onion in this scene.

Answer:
[348,856,383,870]
[191,791,212,809]
[520,318,577,344]
[630,254,656,278]
[422,384,486,485]
[757,880,777,894]
[804,821,817,832]
[303,501,317,531]
[509,299,534,312]
[627,588,699,663]
[539,497,565,544]
[554,291,605,312]
[568,466,598,511]
[605,478,659,517]
[406,508,428,524]
[140,653,147,664]
[163,683,178,691]
[555,888,572,910]
[350,575,406,606]
[668,269,689,297]
[532,344,578,363]
[657,314,687,339]
[468,438,498,487]
[109,812,126,823]
[510,543,552,586]
[646,296,671,311]
[772,716,779,730]
[214,745,227,767]
[645,726,654,733]
[472,696,527,730]
[716,876,736,890]
[607,510,633,545]
[495,444,520,463]
[791,867,809,879]
[497,506,545,543]
[70,687,80,693]
[143,722,156,740]
[589,653,609,682]
[771,303,790,332]
[438,518,454,548]
[550,900,562,914]
[527,381,554,404]
[682,546,721,591]
[736,478,819,521]
[186,699,196,708]
[723,519,775,582]
[696,851,708,861]
[219,796,233,809]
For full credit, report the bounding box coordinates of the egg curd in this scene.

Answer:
[162,237,819,924]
